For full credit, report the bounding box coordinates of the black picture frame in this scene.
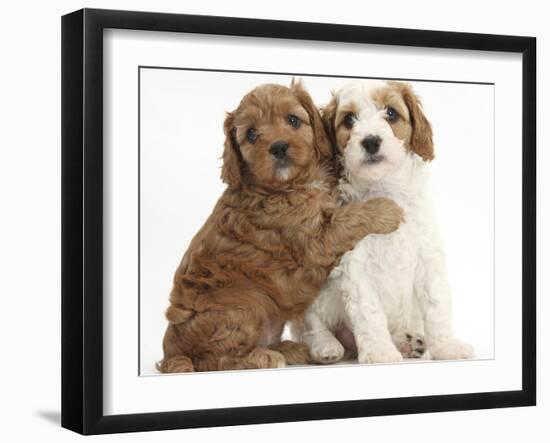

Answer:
[61,8,536,435]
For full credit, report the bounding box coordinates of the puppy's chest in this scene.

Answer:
[359,195,427,269]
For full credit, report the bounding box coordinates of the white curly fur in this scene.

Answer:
[300,80,474,364]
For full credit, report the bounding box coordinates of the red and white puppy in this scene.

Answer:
[301,80,474,364]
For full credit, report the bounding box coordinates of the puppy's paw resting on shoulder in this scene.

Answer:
[430,337,474,360]
[358,341,403,364]
[309,332,345,364]
[361,198,405,235]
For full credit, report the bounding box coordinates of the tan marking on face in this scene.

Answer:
[371,84,413,146]
[322,81,434,167]
[387,81,434,161]
[333,103,358,154]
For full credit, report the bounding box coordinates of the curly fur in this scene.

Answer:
[300,80,474,365]
[158,81,404,373]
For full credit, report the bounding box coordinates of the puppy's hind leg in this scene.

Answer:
[156,355,194,373]
[217,348,286,371]
[270,340,311,365]
[392,331,427,359]
[392,303,427,359]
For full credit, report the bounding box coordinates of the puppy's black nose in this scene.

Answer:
[270,141,289,159]
[361,135,381,154]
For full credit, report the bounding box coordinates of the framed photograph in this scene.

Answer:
[61,8,536,435]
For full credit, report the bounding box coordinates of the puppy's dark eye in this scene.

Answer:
[343,113,356,129]
[288,114,301,128]
[386,107,398,121]
[246,128,257,144]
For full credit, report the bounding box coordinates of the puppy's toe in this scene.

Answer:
[395,332,427,359]
[248,349,287,369]
[311,338,345,364]
[157,356,195,373]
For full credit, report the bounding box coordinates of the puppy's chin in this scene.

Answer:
[363,154,385,166]
[358,160,392,182]
[345,152,393,183]
[272,162,297,184]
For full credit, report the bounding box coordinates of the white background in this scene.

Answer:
[0,1,546,442]
[139,69,495,375]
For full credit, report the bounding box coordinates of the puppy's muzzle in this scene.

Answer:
[270,140,289,160]
[361,135,381,155]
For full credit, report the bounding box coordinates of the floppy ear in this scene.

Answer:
[290,79,333,160]
[398,82,434,162]
[220,112,243,188]
[321,93,344,177]
[321,93,337,149]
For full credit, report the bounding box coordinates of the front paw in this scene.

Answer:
[310,334,345,364]
[358,342,403,364]
[361,198,405,235]
[430,337,474,360]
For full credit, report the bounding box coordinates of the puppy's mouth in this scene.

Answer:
[363,154,385,165]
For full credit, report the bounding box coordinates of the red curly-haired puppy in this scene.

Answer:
[157,80,404,373]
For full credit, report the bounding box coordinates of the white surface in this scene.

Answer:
[0,1,546,442]
[104,29,520,416]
